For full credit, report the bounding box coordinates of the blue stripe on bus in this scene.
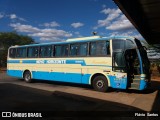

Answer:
[137,50,143,74]
[7,69,147,90]
[7,60,112,67]
[7,60,37,64]
[108,75,127,89]
[7,70,91,84]
[139,79,147,90]
[108,76,147,90]
[66,60,86,65]
[7,60,20,63]
[7,70,127,89]
[7,69,23,78]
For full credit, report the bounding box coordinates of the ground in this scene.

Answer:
[0,71,159,120]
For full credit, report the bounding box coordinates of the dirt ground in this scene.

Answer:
[0,70,159,120]
[151,70,160,80]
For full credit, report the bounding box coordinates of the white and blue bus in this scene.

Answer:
[7,36,150,92]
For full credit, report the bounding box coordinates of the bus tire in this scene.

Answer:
[92,76,108,92]
[24,71,32,83]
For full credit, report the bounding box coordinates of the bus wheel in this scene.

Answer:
[24,71,32,83]
[92,76,108,92]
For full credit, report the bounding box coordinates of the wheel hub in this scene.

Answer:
[96,80,104,88]
[25,74,30,81]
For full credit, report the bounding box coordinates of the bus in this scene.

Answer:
[7,36,151,92]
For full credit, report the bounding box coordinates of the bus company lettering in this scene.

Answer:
[47,60,66,64]
[36,60,44,64]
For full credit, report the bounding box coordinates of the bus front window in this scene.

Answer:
[112,39,139,73]
[113,52,126,72]
[124,49,141,75]
[112,40,126,72]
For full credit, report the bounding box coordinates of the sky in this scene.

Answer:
[0,0,144,43]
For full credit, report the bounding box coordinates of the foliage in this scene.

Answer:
[0,32,34,67]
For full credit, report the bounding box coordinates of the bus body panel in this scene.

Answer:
[7,36,150,91]
[7,57,112,84]
[7,57,128,89]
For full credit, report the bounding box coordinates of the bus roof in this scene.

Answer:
[9,36,135,48]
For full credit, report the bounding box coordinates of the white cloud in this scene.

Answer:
[40,21,60,27]
[97,18,110,28]
[0,13,4,19]
[71,22,84,28]
[100,8,121,15]
[19,17,26,21]
[101,8,121,22]
[30,29,72,38]
[10,23,72,42]
[9,13,26,21]
[0,12,26,21]
[102,4,106,8]
[74,31,83,37]
[106,15,134,30]
[10,14,17,19]
[94,8,135,32]
[10,23,40,33]
[109,31,133,37]
[39,37,63,41]
[94,8,121,29]
[74,31,80,35]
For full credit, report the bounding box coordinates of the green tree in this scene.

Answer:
[0,32,35,67]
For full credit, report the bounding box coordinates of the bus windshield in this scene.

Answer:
[112,39,136,73]
[134,39,150,80]
[112,38,149,75]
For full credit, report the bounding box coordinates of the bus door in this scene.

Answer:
[112,50,127,89]
[124,49,141,89]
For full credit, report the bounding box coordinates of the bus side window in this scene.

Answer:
[54,45,69,57]
[9,48,16,58]
[106,41,110,55]
[79,43,88,56]
[40,45,51,57]
[28,47,39,58]
[70,44,79,56]
[90,41,107,56]
[61,45,69,56]
[52,45,54,57]
[90,42,96,56]
[97,41,107,55]
[16,47,27,58]
[55,45,62,57]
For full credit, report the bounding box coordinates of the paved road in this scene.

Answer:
[0,72,159,119]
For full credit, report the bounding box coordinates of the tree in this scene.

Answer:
[0,32,35,67]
